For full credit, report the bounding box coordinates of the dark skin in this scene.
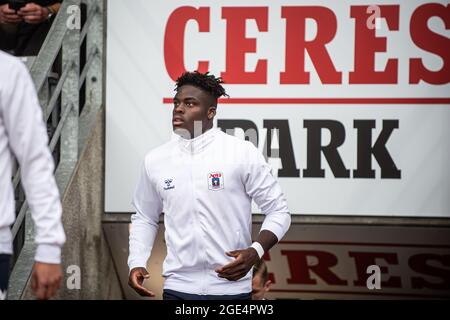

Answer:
[128,267,154,297]
[172,84,216,138]
[129,84,280,295]
[215,230,278,281]
[31,262,62,300]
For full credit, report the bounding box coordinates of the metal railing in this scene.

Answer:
[8,0,104,299]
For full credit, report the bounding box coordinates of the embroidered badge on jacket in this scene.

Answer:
[164,178,175,190]
[208,172,224,191]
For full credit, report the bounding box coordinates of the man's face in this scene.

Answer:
[172,84,215,137]
[252,273,270,300]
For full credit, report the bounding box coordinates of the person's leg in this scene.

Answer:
[163,289,202,300]
[0,24,18,54]
[15,21,51,56]
[163,289,183,300]
[163,289,252,301]
[0,254,12,300]
[204,292,252,300]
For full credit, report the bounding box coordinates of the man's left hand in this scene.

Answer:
[18,3,49,24]
[215,248,260,281]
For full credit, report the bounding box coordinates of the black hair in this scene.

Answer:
[175,71,228,103]
[253,260,269,284]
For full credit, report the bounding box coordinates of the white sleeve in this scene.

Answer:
[243,143,291,242]
[1,59,65,264]
[128,161,163,271]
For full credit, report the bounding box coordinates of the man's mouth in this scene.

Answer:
[172,117,184,126]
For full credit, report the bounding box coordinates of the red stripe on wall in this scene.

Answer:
[278,241,450,249]
[163,97,450,104]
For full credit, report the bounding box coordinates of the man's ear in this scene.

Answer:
[207,106,216,120]
[263,280,272,292]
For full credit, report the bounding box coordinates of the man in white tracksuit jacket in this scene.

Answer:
[128,71,291,300]
[0,51,65,300]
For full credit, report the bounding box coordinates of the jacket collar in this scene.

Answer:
[173,128,219,154]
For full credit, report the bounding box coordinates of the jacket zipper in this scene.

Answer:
[190,154,208,294]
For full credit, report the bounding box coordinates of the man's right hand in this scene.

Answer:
[128,267,155,297]
[31,262,62,300]
[0,4,23,24]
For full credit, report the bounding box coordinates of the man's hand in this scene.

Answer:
[128,267,155,297]
[0,4,23,24]
[18,3,49,24]
[215,248,260,281]
[31,262,62,300]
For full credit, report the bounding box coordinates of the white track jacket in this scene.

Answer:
[0,51,65,263]
[129,128,291,295]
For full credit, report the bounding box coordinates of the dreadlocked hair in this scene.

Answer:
[175,71,228,101]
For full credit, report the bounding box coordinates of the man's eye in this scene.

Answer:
[186,102,193,107]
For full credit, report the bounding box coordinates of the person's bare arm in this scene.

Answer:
[48,2,61,14]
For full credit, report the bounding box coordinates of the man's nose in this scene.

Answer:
[174,104,185,113]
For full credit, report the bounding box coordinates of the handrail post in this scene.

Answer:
[58,0,82,300]
[61,0,81,169]
[86,0,103,113]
